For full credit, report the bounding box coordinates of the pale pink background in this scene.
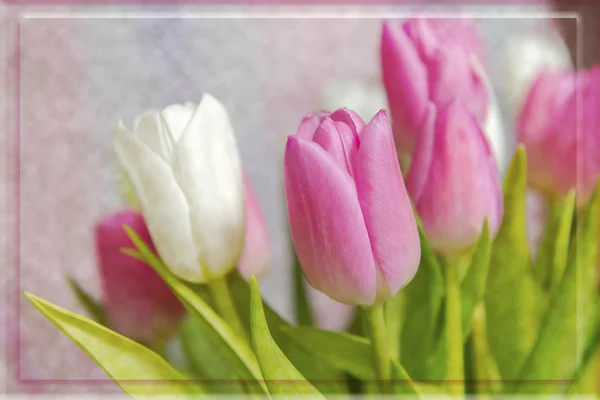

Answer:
[0,3,579,395]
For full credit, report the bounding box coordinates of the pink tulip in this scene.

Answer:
[237,172,271,280]
[284,108,421,306]
[96,209,185,346]
[381,18,488,156]
[518,67,600,207]
[407,101,503,258]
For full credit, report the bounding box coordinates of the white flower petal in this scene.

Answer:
[161,104,195,143]
[470,55,508,173]
[172,93,245,278]
[133,111,175,163]
[501,34,572,119]
[114,122,207,283]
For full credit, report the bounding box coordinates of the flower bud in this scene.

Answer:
[407,101,503,257]
[114,94,245,283]
[237,172,271,280]
[518,67,600,207]
[96,209,185,346]
[284,108,421,305]
[381,18,490,157]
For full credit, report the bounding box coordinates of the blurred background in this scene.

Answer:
[0,1,598,395]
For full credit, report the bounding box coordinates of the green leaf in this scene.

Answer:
[460,220,491,340]
[568,296,599,394]
[534,191,576,292]
[123,226,268,395]
[400,216,446,380]
[465,304,501,394]
[390,359,420,396]
[250,277,324,398]
[228,272,346,393]
[66,276,106,326]
[25,292,202,398]
[516,185,600,392]
[485,146,543,379]
[280,325,375,379]
[178,316,245,394]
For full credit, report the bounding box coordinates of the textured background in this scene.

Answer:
[0,3,579,395]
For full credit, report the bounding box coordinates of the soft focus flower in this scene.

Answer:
[115,94,245,283]
[284,108,421,306]
[237,172,271,280]
[380,18,492,158]
[96,209,185,346]
[407,101,503,258]
[518,67,600,207]
[501,33,572,121]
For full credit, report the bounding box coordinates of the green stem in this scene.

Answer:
[363,304,390,390]
[208,276,248,343]
[445,259,464,396]
[470,304,501,394]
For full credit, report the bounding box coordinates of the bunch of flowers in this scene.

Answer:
[26,17,599,398]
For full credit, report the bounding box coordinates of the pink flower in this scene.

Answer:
[237,172,271,280]
[381,18,489,156]
[284,108,421,305]
[407,101,503,258]
[96,209,185,346]
[518,67,600,207]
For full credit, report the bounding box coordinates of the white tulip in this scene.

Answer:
[115,93,245,283]
[501,34,572,120]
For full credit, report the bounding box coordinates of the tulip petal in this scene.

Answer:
[296,110,330,140]
[284,136,377,305]
[381,21,429,152]
[329,108,366,134]
[402,18,439,62]
[114,124,205,282]
[406,104,436,204]
[312,118,359,179]
[427,49,488,122]
[411,101,503,256]
[161,103,196,142]
[133,111,175,163]
[470,55,508,170]
[356,110,421,299]
[172,93,245,278]
[96,209,185,345]
[237,173,271,280]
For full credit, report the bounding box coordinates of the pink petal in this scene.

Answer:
[296,110,330,140]
[402,18,440,62]
[237,172,271,280]
[312,118,360,179]
[329,108,367,134]
[406,103,437,204]
[284,136,377,305]
[427,48,488,122]
[409,101,503,256]
[96,209,185,345]
[381,21,429,153]
[355,110,421,300]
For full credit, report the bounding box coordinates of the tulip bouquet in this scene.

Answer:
[24,17,599,398]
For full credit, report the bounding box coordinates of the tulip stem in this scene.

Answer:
[445,258,464,396]
[363,304,390,391]
[208,276,248,343]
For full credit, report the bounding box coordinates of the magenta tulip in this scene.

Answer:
[284,108,421,306]
[381,18,489,156]
[407,101,503,258]
[518,67,600,207]
[96,209,185,346]
[237,172,271,280]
